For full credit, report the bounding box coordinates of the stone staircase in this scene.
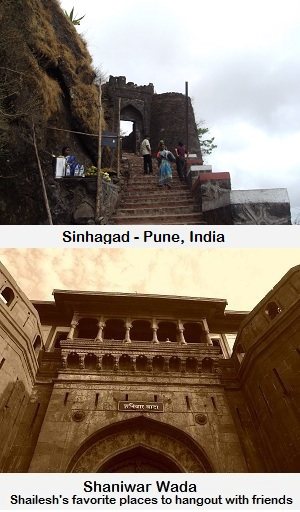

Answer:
[111,153,206,225]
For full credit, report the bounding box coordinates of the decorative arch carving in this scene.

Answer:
[99,445,181,472]
[67,416,214,473]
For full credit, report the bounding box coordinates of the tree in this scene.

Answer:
[197,123,217,159]
[64,7,85,26]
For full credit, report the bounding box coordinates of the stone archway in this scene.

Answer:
[67,416,214,473]
[99,446,181,473]
[121,104,144,153]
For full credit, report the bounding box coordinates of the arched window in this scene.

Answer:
[77,318,98,339]
[136,355,148,372]
[102,354,114,370]
[265,301,282,320]
[236,344,246,364]
[0,286,14,306]
[104,319,125,341]
[53,331,68,350]
[186,357,198,373]
[183,322,203,343]
[202,357,214,373]
[33,335,42,356]
[169,356,181,372]
[130,320,152,341]
[157,321,177,342]
[211,338,222,353]
[152,355,164,372]
[85,353,98,370]
[67,352,80,369]
[119,354,132,371]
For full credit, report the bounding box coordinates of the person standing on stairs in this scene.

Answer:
[140,135,153,175]
[157,142,175,189]
[175,141,186,181]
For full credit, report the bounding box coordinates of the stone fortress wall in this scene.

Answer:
[0,263,45,471]
[103,76,291,225]
[103,76,202,156]
[230,266,300,471]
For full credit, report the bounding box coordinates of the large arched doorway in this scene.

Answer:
[67,416,214,473]
[99,446,181,473]
[121,105,144,153]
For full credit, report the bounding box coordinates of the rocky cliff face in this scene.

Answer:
[0,0,102,224]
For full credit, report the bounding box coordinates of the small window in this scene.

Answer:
[211,396,217,409]
[53,332,68,350]
[202,357,213,373]
[0,287,14,306]
[236,344,246,364]
[211,338,222,353]
[265,301,281,320]
[185,395,190,410]
[33,335,42,355]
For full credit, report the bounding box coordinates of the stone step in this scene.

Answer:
[123,190,194,202]
[124,187,192,199]
[116,204,201,216]
[129,170,181,176]
[112,153,201,225]
[128,181,186,187]
[120,198,196,208]
[112,213,206,225]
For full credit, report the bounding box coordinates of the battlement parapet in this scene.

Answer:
[108,75,154,94]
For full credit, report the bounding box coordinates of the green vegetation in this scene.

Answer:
[64,7,85,25]
[85,166,111,181]
[197,124,217,159]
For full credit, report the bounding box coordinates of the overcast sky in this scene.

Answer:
[1,249,300,311]
[59,0,300,217]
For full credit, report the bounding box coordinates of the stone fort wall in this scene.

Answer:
[0,263,47,472]
[103,76,202,157]
[231,266,300,471]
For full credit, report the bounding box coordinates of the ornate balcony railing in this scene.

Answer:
[60,338,221,374]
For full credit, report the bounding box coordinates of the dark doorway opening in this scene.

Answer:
[120,105,144,153]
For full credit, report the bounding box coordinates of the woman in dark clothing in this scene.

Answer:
[175,141,186,181]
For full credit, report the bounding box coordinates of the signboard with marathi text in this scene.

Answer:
[102,132,117,148]
[118,401,164,413]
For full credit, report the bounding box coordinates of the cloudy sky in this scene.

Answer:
[1,249,300,311]
[59,0,300,217]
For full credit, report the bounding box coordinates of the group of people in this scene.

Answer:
[140,136,186,188]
